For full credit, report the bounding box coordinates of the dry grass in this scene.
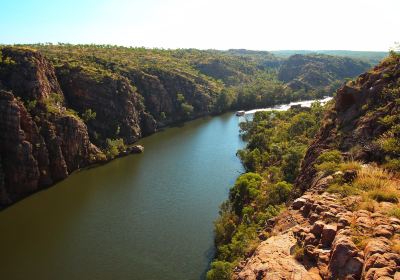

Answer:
[327,183,360,197]
[368,189,399,203]
[391,238,400,254]
[388,206,400,219]
[339,161,362,172]
[357,197,378,212]
[353,165,398,191]
[352,235,371,250]
[293,244,305,261]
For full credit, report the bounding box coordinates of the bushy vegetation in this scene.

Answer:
[105,138,126,160]
[238,103,325,180]
[208,102,326,279]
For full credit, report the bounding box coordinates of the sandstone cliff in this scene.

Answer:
[233,55,400,279]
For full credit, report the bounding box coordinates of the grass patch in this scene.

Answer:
[315,161,340,175]
[353,166,397,191]
[293,244,305,262]
[388,206,400,219]
[367,189,399,203]
[392,239,400,254]
[357,197,378,212]
[339,161,362,172]
[352,235,371,250]
[327,183,360,197]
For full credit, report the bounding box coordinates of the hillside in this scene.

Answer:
[272,50,388,65]
[278,54,370,91]
[0,45,375,207]
[208,52,400,279]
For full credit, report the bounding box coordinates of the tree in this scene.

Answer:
[81,108,96,122]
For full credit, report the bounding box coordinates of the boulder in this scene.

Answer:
[328,235,363,279]
[292,197,307,210]
[321,224,337,247]
[129,145,144,154]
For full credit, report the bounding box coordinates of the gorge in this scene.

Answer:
[1,44,398,280]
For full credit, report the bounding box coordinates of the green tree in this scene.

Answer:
[81,108,97,122]
[206,261,233,280]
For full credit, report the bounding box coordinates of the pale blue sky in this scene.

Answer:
[1,0,399,51]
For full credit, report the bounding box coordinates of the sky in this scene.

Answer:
[1,0,399,51]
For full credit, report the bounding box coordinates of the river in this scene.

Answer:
[0,98,330,280]
[0,113,245,280]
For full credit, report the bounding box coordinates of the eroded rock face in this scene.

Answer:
[295,55,400,193]
[56,66,149,145]
[0,48,106,208]
[233,233,316,280]
[0,89,103,206]
[0,91,40,202]
[0,47,62,100]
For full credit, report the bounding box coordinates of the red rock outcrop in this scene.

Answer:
[234,56,400,280]
[0,48,104,208]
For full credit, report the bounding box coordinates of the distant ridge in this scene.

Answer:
[271,50,387,64]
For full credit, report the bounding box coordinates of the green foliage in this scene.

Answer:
[2,44,350,122]
[105,138,126,159]
[81,108,97,122]
[314,149,343,174]
[209,102,327,275]
[176,93,185,103]
[239,102,325,181]
[388,206,400,219]
[382,158,400,171]
[206,261,233,280]
[229,173,262,215]
[181,102,194,115]
[268,181,293,204]
[43,92,64,115]
[315,150,343,165]
[24,99,37,111]
[327,183,360,197]
[160,111,167,120]
[368,190,399,203]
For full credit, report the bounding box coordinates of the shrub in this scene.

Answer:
[339,161,362,172]
[181,102,194,115]
[105,138,126,159]
[382,158,400,172]
[229,173,262,215]
[352,235,370,250]
[353,166,396,191]
[268,181,293,204]
[327,183,360,197]
[368,189,399,203]
[315,161,340,175]
[81,108,97,122]
[206,261,233,280]
[315,149,343,174]
[316,149,343,165]
[293,244,305,261]
[357,197,378,213]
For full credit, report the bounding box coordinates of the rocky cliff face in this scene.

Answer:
[296,54,400,193]
[56,65,152,145]
[0,48,158,207]
[233,55,400,279]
